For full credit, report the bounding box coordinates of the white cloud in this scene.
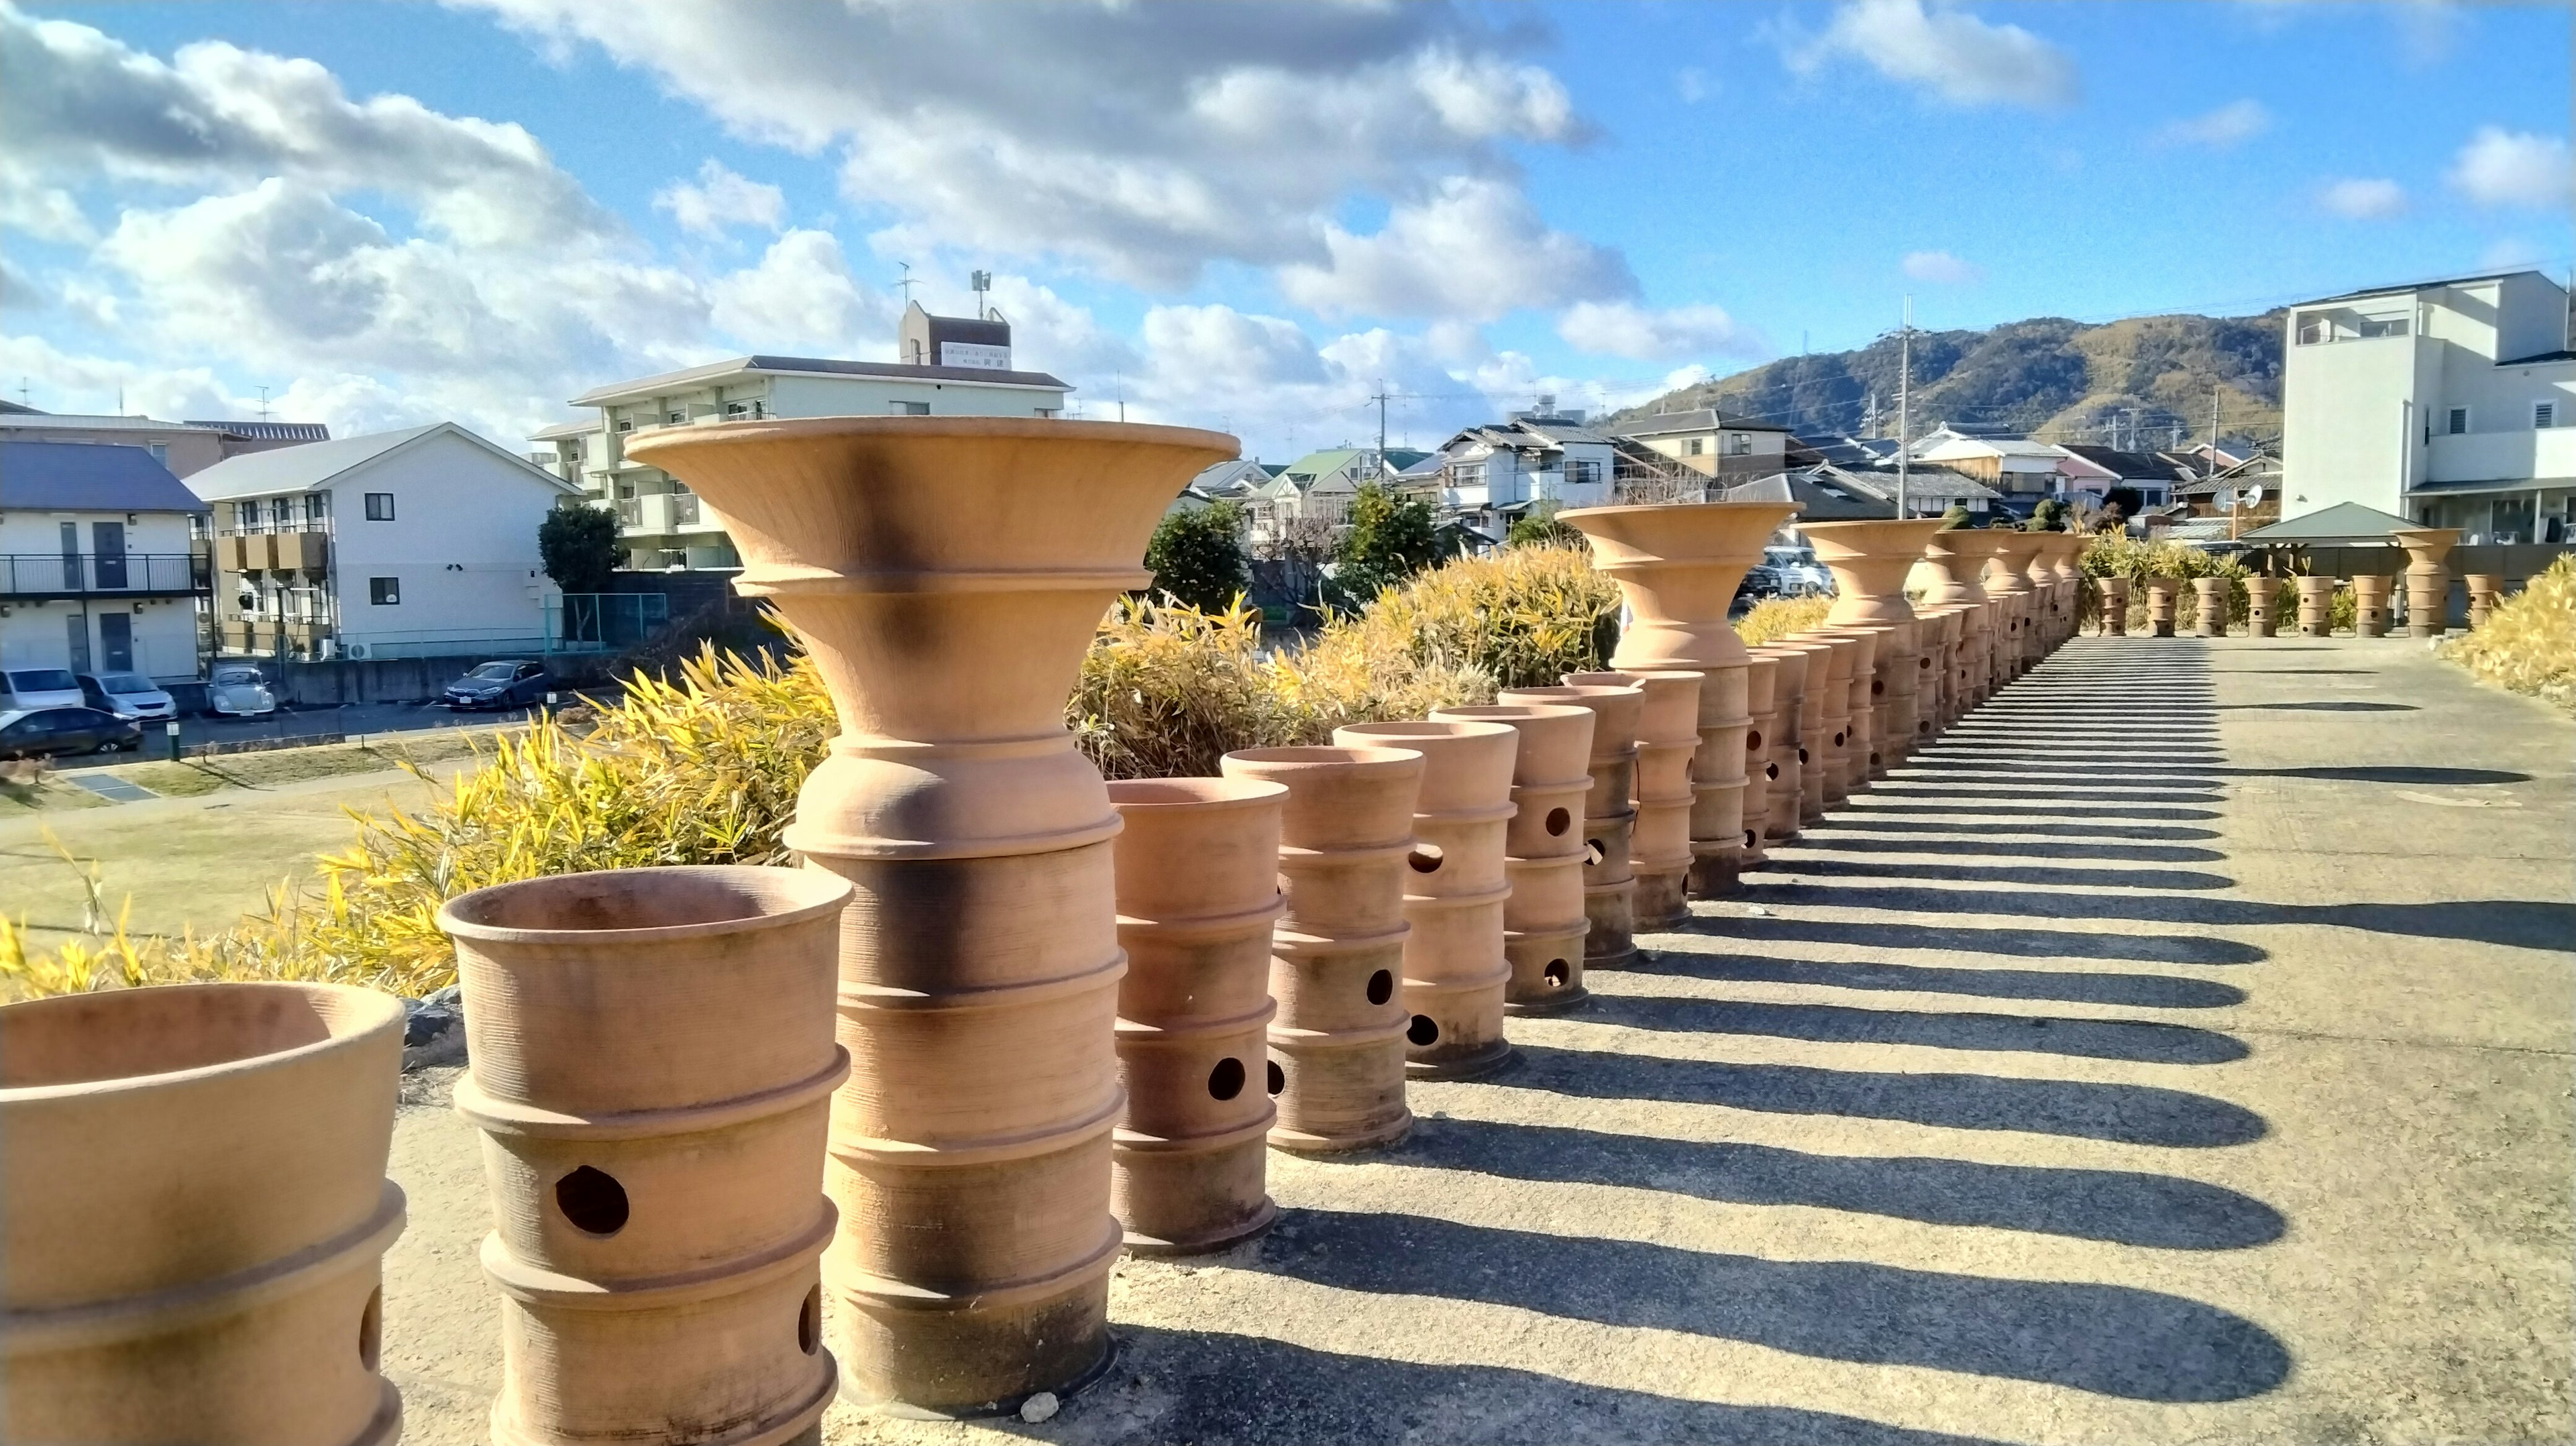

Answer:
[2479,236,2545,271]
[1788,0,2078,110]
[2155,99,2271,149]
[1555,300,1764,362]
[2318,177,2408,220]
[1278,176,1633,322]
[654,160,787,237]
[708,229,892,352]
[0,160,90,243]
[2447,127,2572,209]
[1676,67,1712,103]
[1901,249,1982,284]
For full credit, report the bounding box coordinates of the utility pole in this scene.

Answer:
[1371,378,1390,475]
[1896,295,1913,517]
[1114,371,1126,424]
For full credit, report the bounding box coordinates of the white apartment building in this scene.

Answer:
[1602,408,1793,487]
[187,423,579,661]
[1415,415,1617,537]
[0,441,209,679]
[536,308,1070,571]
[2282,268,2576,541]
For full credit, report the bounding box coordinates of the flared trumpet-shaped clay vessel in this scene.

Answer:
[1103,777,1287,1256]
[2051,536,2087,646]
[625,416,1233,1417]
[2295,575,2336,636]
[1982,533,2043,679]
[1807,518,1944,762]
[1559,501,1798,897]
[2245,576,2282,637]
[2143,575,2182,637]
[2097,575,2133,636]
[441,867,849,1446]
[1566,669,1703,925]
[2394,528,2459,637]
[1749,645,1808,839]
[1333,721,1521,1079]
[2192,577,2230,637]
[1918,530,2006,710]
[1733,655,1778,869]
[2467,574,2503,627]
[2031,535,2076,649]
[2352,574,2394,636]
[1498,682,1646,968]
[2,983,407,1446]
[1432,703,1595,1013]
[1220,746,1424,1152]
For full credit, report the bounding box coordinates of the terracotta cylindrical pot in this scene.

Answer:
[1,983,407,1446]
[1569,669,1705,924]
[1735,655,1778,868]
[1749,645,1807,842]
[2193,577,2230,637]
[2098,575,2133,636]
[2245,576,2282,637]
[2053,537,2086,647]
[626,416,1233,1417]
[1771,638,1841,816]
[1103,777,1285,1257]
[1901,608,1947,736]
[1432,703,1595,1015]
[2395,527,2459,637]
[441,866,850,1446]
[1220,746,1423,1153]
[1812,626,1890,780]
[2295,575,2336,635]
[1334,721,1520,1079]
[1807,518,1943,761]
[2467,573,2504,627]
[2143,575,2182,637]
[1918,529,2007,708]
[1982,533,2042,679]
[1560,501,1797,897]
[1498,682,1645,970]
[2353,574,2394,636]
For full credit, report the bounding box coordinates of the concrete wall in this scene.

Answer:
[268,649,621,707]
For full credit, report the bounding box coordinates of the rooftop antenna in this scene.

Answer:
[969,270,992,319]
[117,384,124,416]
[16,378,28,407]
[894,263,918,305]
[1114,371,1126,424]
[256,385,272,422]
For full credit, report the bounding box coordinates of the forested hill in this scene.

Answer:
[1609,310,2288,449]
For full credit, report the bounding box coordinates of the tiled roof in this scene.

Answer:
[0,440,207,512]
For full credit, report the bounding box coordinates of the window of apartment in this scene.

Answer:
[1564,459,1600,486]
[368,577,400,606]
[148,443,170,466]
[2294,313,2326,345]
[667,410,686,425]
[305,493,329,526]
[2445,407,2470,436]
[726,402,748,419]
[235,498,260,530]
[2536,402,2559,429]
[364,492,395,520]
[890,400,931,416]
[2356,316,2408,338]
[615,418,634,434]
[1685,437,1705,455]
[1723,433,1753,456]
[1451,462,1487,488]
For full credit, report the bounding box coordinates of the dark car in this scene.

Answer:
[0,706,144,759]
[441,660,550,711]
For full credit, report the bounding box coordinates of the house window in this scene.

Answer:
[2295,313,2326,345]
[368,577,400,606]
[148,443,169,466]
[364,492,395,520]
[1451,462,1487,489]
[2356,317,2408,338]
[667,410,685,425]
[235,498,260,530]
[2446,407,2469,435]
[890,400,931,416]
[1564,459,1599,486]
[1723,433,1752,456]
[1685,437,1705,456]
[727,402,748,419]
[615,418,634,434]
[2536,402,2558,429]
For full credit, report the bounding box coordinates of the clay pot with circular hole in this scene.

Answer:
[1770,638,1841,818]
[2351,574,2394,636]
[1809,626,1888,783]
[2143,575,2182,637]
[2094,574,2130,636]
[1982,533,2042,677]
[2467,573,2503,627]
[2051,536,2087,647]
[440,865,851,1446]
[1103,777,1286,1257]
[625,416,1234,1418]
[1566,669,1703,925]
[2295,575,2336,636]
[1432,702,1597,1014]
[1807,517,1942,768]
[1332,721,1519,1080]
[2025,537,2068,650]
[2394,527,2459,638]
[1918,529,2007,709]
[1497,682,1645,968]
[1749,644,1808,840]
[2245,576,2282,638]
[1220,746,1424,1152]
[1558,501,1796,897]
[1,983,407,1446]
[2192,576,2230,637]
[1735,655,1778,871]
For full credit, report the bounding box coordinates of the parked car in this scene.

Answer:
[78,671,176,721]
[0,706,144,759]
[207,665,279,718]
[441,660,550,711]
[1,668,87,713]
[1765,545,1834,597]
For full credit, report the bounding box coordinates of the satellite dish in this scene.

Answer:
[2216,486,2237,512]
[2243,484,2265,506]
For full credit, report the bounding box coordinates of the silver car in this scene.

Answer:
[0,667,86,712]
[80,671,176,720]
[207,664,279,718]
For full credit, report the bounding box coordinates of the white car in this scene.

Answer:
[80,671,176,721]
[0,667,86,713]
[206,665,279,718]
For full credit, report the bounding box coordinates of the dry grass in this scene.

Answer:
[2443,555,2576,711]
[1736,595,1833,645]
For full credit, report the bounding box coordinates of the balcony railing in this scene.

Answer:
[0,553,211,600]
[218,516,335,537]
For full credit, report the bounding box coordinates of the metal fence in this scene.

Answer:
[0,552,208,596]
[544,592,672,653]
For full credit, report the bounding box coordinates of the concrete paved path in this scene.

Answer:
[380,636,2573,1445]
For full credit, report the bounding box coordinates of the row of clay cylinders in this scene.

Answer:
[1921,608,1967,733]
[1750,643,1809,843]
[1221,746,1424,1154]
[2397,528,2459,637]
[439,865,852,1446]
[1,982,410,1446]
[2296,575,2336,635]
[1567,669,1704,927]
[1916,529,2001,712]
[1980,535,2041,681]
[2245,577,2282,636]
[1776,634,1847,812]
[1436,702,1599,1013]
[1808,518,1945,775]
[1499,680,1646,978]
[1736,652,1782,870]
[2194,577,2230,636]
[2144,574,2182,636]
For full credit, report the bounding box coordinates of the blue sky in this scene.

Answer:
[3,1,2567,460]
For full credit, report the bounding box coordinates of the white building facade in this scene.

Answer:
[0,441,209,680]
[2282,269,2576,541]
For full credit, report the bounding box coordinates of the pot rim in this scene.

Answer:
[435,863,852,947]
[0,980,403,1105]
[1105,776,1289,812]
[1430,704,1593,722]
[1333,720,1520,744]
[623,412,1238,461]
[1221,744,1424,773]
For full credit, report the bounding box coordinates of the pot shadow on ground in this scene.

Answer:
[1576,993,2249,1065]
[2219,701,2418,713]
[1898,761,2222,779]
[1769,859,2236,892]
[1239,1209,2290,1404]
[2212,765,2530,786]
[1391,1117,2284,1250]
[1018,1325,2018,1446]
[1505,1044,2267,1148]
[1803,818,2221,841]
[1624,948,2247,1009]
[1729,882,2575,952]
[1827,803,2222,822]
[1863,786,2226,806]
[2205,668,2380,675]
[1684,913,2269,965]
[1791,836,2226,864]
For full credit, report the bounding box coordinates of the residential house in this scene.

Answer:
[1603,408,1793,487]
[2282,268,2575,541]
[1908,429,2086,511]
[535,307,1071,571]
[1737,461,2000,520]
[2057,444,2191,511]
[1721,467,1895,522]
[188,423,580,661]
[1243,447,1430,546]
[0,410,327,479]
[0,441,211,679]
[1409,413,1618,541]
